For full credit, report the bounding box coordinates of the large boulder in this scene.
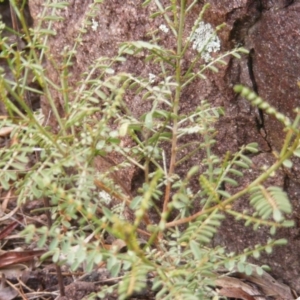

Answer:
[28,0,300,292]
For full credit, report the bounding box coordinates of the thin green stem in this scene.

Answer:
[226,210,285,227]
[162,0,186,214]
[175,144,202,166]
[280,109,300,156]
[186,0,200,13]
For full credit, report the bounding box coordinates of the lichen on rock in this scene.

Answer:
[190,21,221,62]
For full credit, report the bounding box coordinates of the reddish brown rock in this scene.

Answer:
[248,2,300,150]
[27,0,300,293]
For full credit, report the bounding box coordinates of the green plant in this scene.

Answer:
[0,0,298,299]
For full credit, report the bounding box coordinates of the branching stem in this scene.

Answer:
[166,131,300,228]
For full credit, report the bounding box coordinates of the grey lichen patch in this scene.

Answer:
[190,21,221,63]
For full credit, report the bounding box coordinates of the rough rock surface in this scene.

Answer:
[28,0,300,292]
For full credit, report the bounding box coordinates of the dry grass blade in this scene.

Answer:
[216,268,294,300]
[0,250,46,269]
[0,127,13,137]
[217,287,256,300]
[0,220,20,241]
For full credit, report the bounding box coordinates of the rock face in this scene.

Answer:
[248,3,300,149]
[28,0,300,292]
[205,1,300,291]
